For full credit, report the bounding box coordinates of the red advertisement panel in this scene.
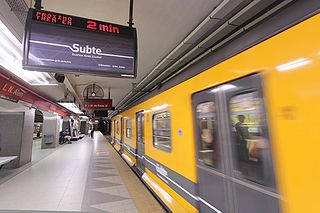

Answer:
[0,70,70,116]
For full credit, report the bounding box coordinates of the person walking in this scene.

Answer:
[90,123,94,138]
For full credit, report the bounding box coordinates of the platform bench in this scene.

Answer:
[71,134,85,141]
[0,156,18,170]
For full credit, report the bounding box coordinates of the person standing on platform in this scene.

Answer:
[90,123,94,138]
[235,115,250,161]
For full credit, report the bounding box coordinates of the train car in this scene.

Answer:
[111,11,320,213]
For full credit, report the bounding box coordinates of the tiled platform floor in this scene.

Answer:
[0,132,164,213]
[0,138,61,184]
[105,139,165,213]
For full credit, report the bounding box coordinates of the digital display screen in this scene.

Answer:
[23,9,137,78]
[94,110,108,117]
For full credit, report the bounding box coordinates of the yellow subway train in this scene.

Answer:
[111,11,320,213]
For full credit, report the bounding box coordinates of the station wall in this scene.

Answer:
[0,109,35,168]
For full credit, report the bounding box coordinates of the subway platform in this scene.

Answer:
[0,132,164,213]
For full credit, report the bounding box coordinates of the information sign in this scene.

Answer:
[23,9,137,78]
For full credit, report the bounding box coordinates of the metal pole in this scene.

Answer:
[127,0,134,27]
[86,87,89,99]
[108,88,111,99]
[34,0,43,10]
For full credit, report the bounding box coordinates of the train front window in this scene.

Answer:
[196,102,218,168]
[152,111,171,152]
[229,91,274,187]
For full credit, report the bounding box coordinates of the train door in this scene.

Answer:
[192,89,228,213]
[193,74,280,213]
[121,117,124,153]
[136,111,145,173]
[222,74,279,213]
[113,120,116,144]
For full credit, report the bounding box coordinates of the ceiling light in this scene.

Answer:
[58,102,83,114]
[31,83,58,86]
[121,74,134,78]
[0,19,57,85]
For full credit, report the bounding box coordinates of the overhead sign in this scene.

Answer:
[23,9,137,78]
[84,99,113,109]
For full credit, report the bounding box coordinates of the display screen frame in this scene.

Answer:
[23,8,138,78]
[94,110,108,118]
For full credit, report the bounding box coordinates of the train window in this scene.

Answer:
[116,121,119,134]
[137,115,142,139]
[196,102,218,168]
[126,119,132,138]
[229,91,274,186]
[152,111,171,152]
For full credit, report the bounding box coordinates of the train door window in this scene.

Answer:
[126,119,132,138]
[229,91,274,187]
[137,115,142,140]
[196,102,218,168]
[152,111,171,152]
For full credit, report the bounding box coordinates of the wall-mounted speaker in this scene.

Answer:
[54,74,65,83]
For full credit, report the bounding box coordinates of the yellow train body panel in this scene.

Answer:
[126,152,137,166]
[144,168,198,213]
[111,14,320,213]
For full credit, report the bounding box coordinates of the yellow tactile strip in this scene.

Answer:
[105,141,165,213]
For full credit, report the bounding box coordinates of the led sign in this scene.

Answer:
[84,99,113,109]
[23,9,137,78]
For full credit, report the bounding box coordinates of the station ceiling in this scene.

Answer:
[1,0,292,115]
[23,0,222,106]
